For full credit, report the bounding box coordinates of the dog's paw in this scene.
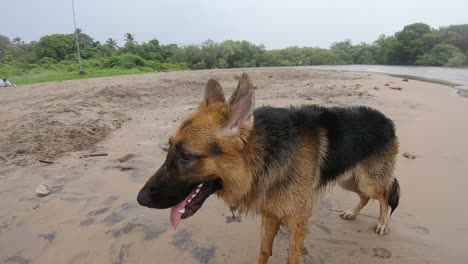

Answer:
[374,223,389,235]
[340,209,357,220]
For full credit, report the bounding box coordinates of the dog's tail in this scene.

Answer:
[387,178,400,216]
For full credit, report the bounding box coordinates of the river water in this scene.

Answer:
[306,65,468,92]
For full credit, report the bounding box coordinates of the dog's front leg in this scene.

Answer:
[257,214,281,264]
[285,215,309,264]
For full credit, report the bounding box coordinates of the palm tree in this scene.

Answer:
[105,38,118,51]
[124,33,136,44]
[12,37,22,44]
[74,28,94,48]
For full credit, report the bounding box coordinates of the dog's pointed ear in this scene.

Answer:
[203,79,225,106]
[226,73,255,132]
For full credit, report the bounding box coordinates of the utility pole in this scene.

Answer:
[72,0,84,75]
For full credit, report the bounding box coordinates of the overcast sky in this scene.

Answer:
[2,0,467,49]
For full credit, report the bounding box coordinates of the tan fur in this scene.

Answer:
[338,139,399,235]
[167,74,399,263]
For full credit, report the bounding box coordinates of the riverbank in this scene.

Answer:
[307,64,468,97]
[1,67,467,263]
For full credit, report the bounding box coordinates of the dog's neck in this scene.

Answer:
[223,123,279,214]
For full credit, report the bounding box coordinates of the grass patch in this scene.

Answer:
[10,68,156,85]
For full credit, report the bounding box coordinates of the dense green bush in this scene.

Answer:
[40,57,57,65]
[102,55,145,69]
[416,44,464,66]
[445,53,467,67]
[306,49,346,65]
[0,61,29,77]
[34,34,75,61]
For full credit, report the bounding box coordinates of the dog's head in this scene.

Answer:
[137,73,256,229]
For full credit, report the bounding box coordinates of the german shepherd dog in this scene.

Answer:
[137,73,400,264]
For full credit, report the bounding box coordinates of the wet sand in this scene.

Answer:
[1,67,467,263]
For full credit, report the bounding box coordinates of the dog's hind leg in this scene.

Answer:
[284,214,309,264]
[340,165,396,235]
[257,214,281,264]
[338,172,370,220]
[340,193,369,220]
[374,177,400,235]
[374,195,390,235]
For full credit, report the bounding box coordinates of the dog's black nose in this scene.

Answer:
[137,189,152,207]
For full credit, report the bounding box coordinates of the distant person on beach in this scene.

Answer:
[1,78,14,87]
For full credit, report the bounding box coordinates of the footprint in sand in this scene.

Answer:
[4,255,30,264]
[114,243,134,264]
[80,218,94,226]
[102,212,125,225]
[225,215,242,223]
[301,248,326,264]
[372,248,392,259]
[109,222,137,238]
[104,195,119,205]
[117,154,137,163]
[171,229,217,264]
[38,233,56,243]
[413,225,430,235]
[190,245,217,264]
[141,224,167,240]
[87,207,110,216]
[311,222,332,234]
[172,229,195,250]
[360,247,392,259]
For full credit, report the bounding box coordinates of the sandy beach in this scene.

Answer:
[1,67,467,264]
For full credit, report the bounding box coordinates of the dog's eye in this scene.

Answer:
[181,152,196,162]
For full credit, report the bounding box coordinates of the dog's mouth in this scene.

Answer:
[170,179,221,229]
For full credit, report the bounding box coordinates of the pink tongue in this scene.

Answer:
[170,188,197,229]
[170,199,186,230]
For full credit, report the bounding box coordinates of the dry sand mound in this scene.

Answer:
[0,68,371,165]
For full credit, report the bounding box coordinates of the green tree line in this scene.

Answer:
[1,23,467,83]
